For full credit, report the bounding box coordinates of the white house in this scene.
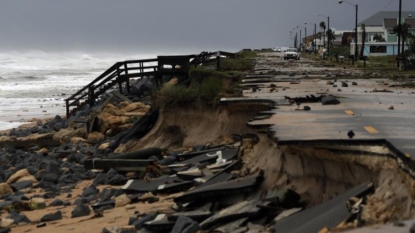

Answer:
[352,11,415,56]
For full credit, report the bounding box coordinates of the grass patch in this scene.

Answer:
[155,76,225,107]
[153,51,257,107]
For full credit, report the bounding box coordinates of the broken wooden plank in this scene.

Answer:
[174,173,264,204]
[83,159,153,172]
[273,182,374,233]
[200,200,261,230]
[122,176,193,194]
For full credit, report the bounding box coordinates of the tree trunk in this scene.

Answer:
[360,32,366,58]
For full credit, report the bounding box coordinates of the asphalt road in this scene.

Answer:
[244,53,415,157]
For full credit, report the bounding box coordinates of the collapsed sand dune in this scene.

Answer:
[122,103,270,151]
[119,102,415,228]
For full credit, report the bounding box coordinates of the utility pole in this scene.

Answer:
[317,14,330,59]
[397,0,402,67]
[305,22,317,55]
[327,16,330,60]
[314,23,317,56]
[299,30,302,51]
[339,1,358,61]
[355,4,358,61]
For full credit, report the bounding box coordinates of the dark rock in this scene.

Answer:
[342,82,348,87]
[72,172,90,181]
[82,185,99,198]
[26,166,39,175]
[67,153,81,163]
[303,106,311,111]
[83,170,96,179]
[348,130,355,139]
[46,161,60,175]
[40,211,62,222]
[0,201,13,210]
[96,205,114,212]
[34,181,57,190]
[289,72,296,76]
[171,216,202,233]
[102,228,112,233]
[11,180,32,191]
[5,194,29,202]
[107,174,127,185]
[147,197,159,203]
[70,165,86,174]
[6,211,31,224]
[93,173,107,186]
[63,200,71,206]
[0,227,11,233]
[42,173,59,183]
[132,213,157,230]
[321,96,340,105]
[73,198,87,205]
[43,192,58,199]
[71,204,91,218]
[97,188,123,202]
[49,199,64,206]
[37,223,46,228]
[333,84,337,87]
[34,170,47,181]
[106,168,118,179]
[352,82,358,85]
[67,194,72,198]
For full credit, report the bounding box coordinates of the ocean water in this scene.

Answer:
[0,51,157,131]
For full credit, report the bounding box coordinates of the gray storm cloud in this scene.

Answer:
[0,0,413,53]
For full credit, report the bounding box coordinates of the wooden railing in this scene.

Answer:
[65,51,236,117]
[65,58,158,117]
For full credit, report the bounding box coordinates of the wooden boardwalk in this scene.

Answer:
[65,51,235,117]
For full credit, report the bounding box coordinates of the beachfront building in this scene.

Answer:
[331,29,354,47]
[351,11,415,57]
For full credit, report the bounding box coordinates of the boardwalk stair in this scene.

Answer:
[65,51,235,117]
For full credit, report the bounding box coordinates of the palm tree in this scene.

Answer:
[320,21,326,50]
[360,24,366,58]
[373,34,385,42]
[394,23,412,52]
[326,29,336,48]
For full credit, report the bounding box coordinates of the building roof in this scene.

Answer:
[384,18,397,29]
[406,18,415,28]
[359,11,415,26]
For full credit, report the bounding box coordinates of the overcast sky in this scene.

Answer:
[0,0,414,54]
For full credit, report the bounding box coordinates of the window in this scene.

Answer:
[370,46,387,53]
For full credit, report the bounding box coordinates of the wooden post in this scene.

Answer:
[65,99,69,117]
[116,68,123,94]
[124,63,130,94]
[216,52,221,71]
[88,85,95,107]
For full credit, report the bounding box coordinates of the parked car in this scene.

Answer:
[272,47,282,52]
[284,48,300,60]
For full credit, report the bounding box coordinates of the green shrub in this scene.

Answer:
[126,116,141,124]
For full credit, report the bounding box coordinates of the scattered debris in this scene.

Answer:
[321,96,341,105]
[372,89,393,93]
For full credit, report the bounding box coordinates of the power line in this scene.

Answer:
[381,0,396,11]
